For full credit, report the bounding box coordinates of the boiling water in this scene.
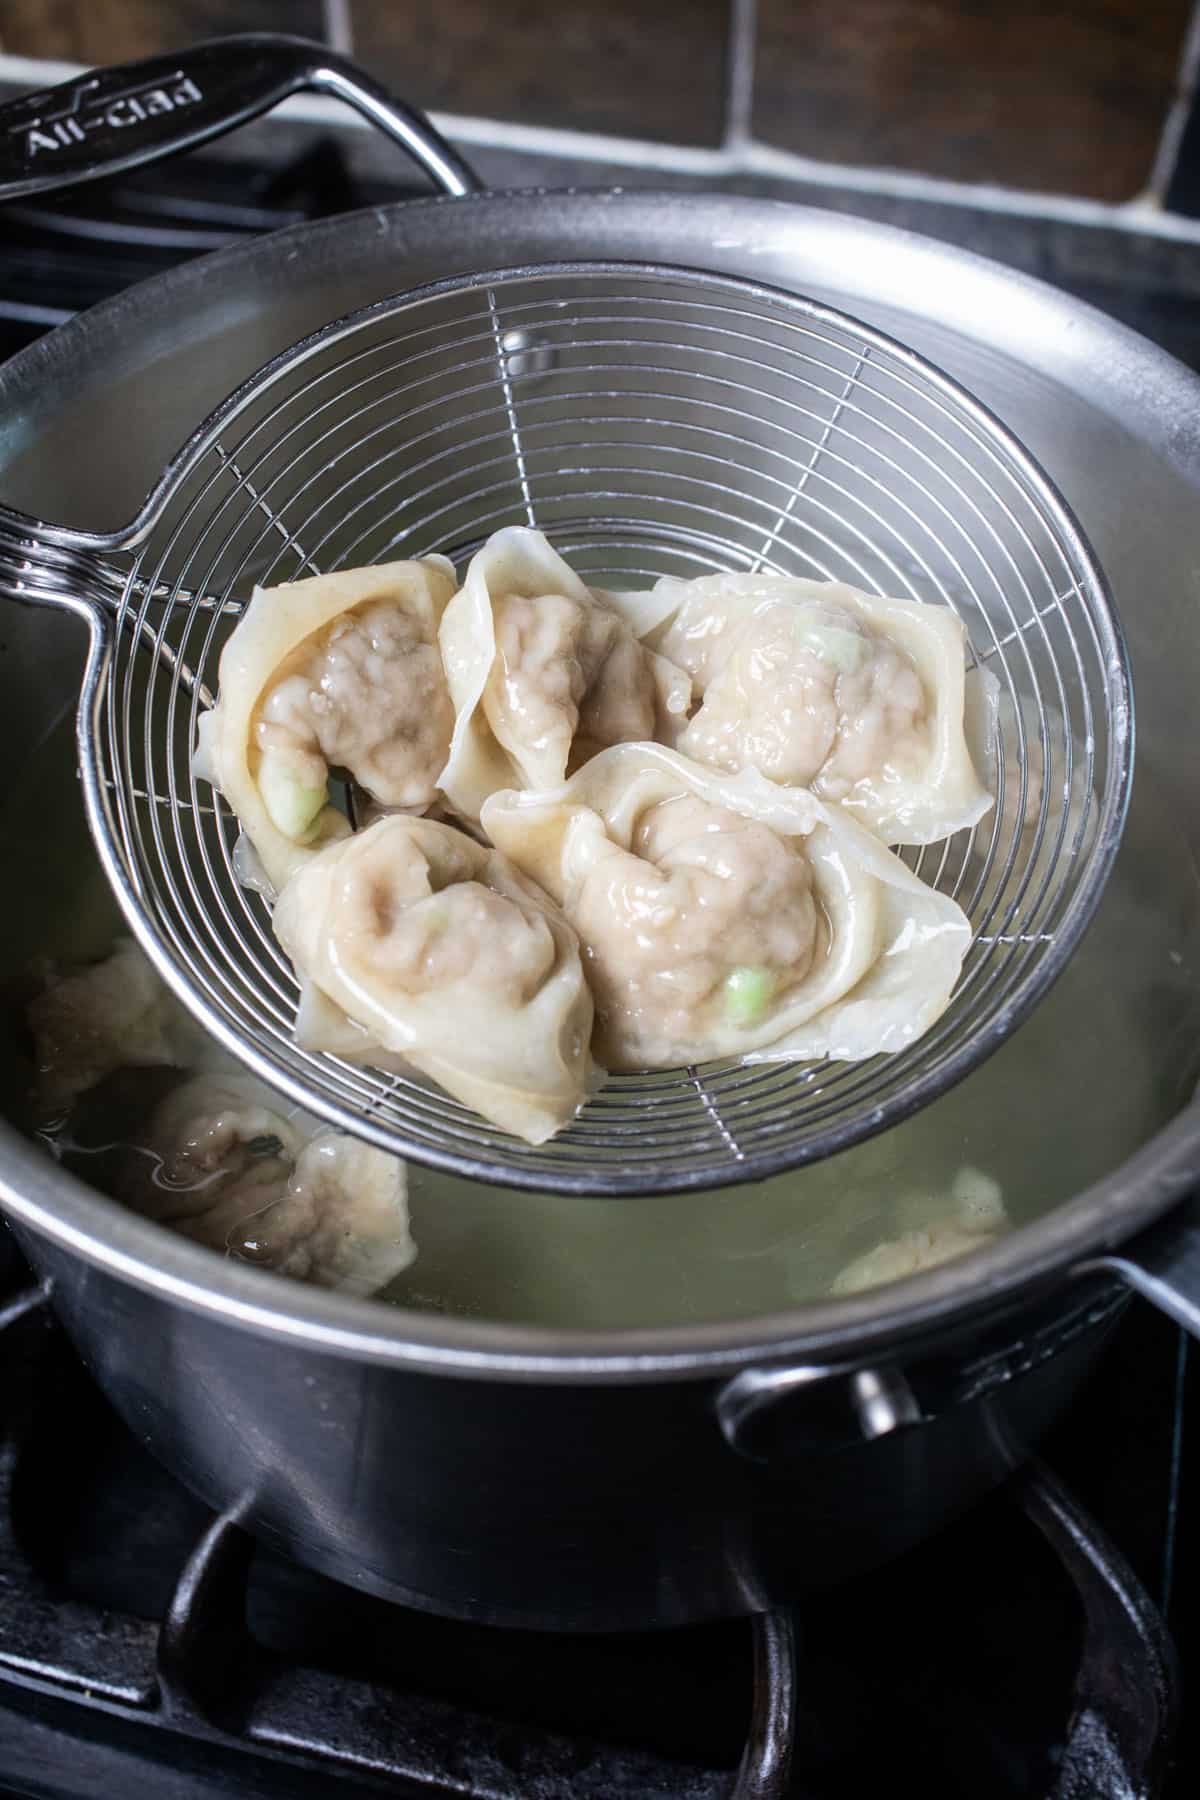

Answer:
[3,716,1197,1329]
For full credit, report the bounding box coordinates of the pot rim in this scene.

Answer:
[4,1099,1198,1380]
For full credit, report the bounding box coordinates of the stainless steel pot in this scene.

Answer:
[0,35,1198,1636]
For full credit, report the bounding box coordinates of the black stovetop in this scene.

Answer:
[0,135,1198,1800]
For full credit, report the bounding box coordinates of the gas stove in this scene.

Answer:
[0,133,1197,1800]
[0,1225,1190,1800]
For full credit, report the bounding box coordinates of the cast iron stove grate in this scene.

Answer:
[0,1230,1182,1800]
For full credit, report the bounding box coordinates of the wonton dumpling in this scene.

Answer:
[831,1166,1007,1295]
[27,936,213,1116]
[624,571,994,847]
[482,744,971,1070]
[121,1072,414,1297]
[437,528,690,822]
[272,814,597,1143]
[195,556,457,893]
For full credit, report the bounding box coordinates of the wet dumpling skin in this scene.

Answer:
[120,1071,414,1297]
[483,743,972,1071]
[27,936,211,1117]
[619,570,995,846]
[437,528,690,821]
[195,556,457,892]
[272,814,597,1143]
[831,1167,1008,1295]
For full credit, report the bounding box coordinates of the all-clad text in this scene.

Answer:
[15,74,204,157]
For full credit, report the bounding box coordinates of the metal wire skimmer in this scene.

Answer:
[0,264,1133,1196]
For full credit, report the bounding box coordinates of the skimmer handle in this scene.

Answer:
[0,32,482,203]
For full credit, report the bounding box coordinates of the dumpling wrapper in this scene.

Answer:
[272,814,597,1144]
[195,556,457,894]
[482,743,971,1071]
[831,1165,1008,1294]
[616,570,996,847]
[120,1071,414,1297]
[27,936,217,1117]
[437,527,690,822]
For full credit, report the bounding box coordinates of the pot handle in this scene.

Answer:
[716,1358,924,1459]
[0,32,482,204]
[1075,1190,1200,1337]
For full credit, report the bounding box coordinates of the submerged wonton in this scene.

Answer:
[623,571,994,847]
[437,528,690,822]
[120,1071,414,1297]
[482,744,971,1071]
[27,936,212,1117]
[831,1166,1008,1295]
[195,556,457,893]
[272,814,597,1143]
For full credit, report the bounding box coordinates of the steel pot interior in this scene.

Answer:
[0,192,1198,1361]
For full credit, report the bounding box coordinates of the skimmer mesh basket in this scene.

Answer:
[71,263,1130,1194]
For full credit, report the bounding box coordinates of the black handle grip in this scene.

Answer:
[0,32,481,202]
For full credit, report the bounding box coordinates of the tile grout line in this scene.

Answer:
[322,0,354,57]
[1148,0,1200,200]
[724,0,758,151]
